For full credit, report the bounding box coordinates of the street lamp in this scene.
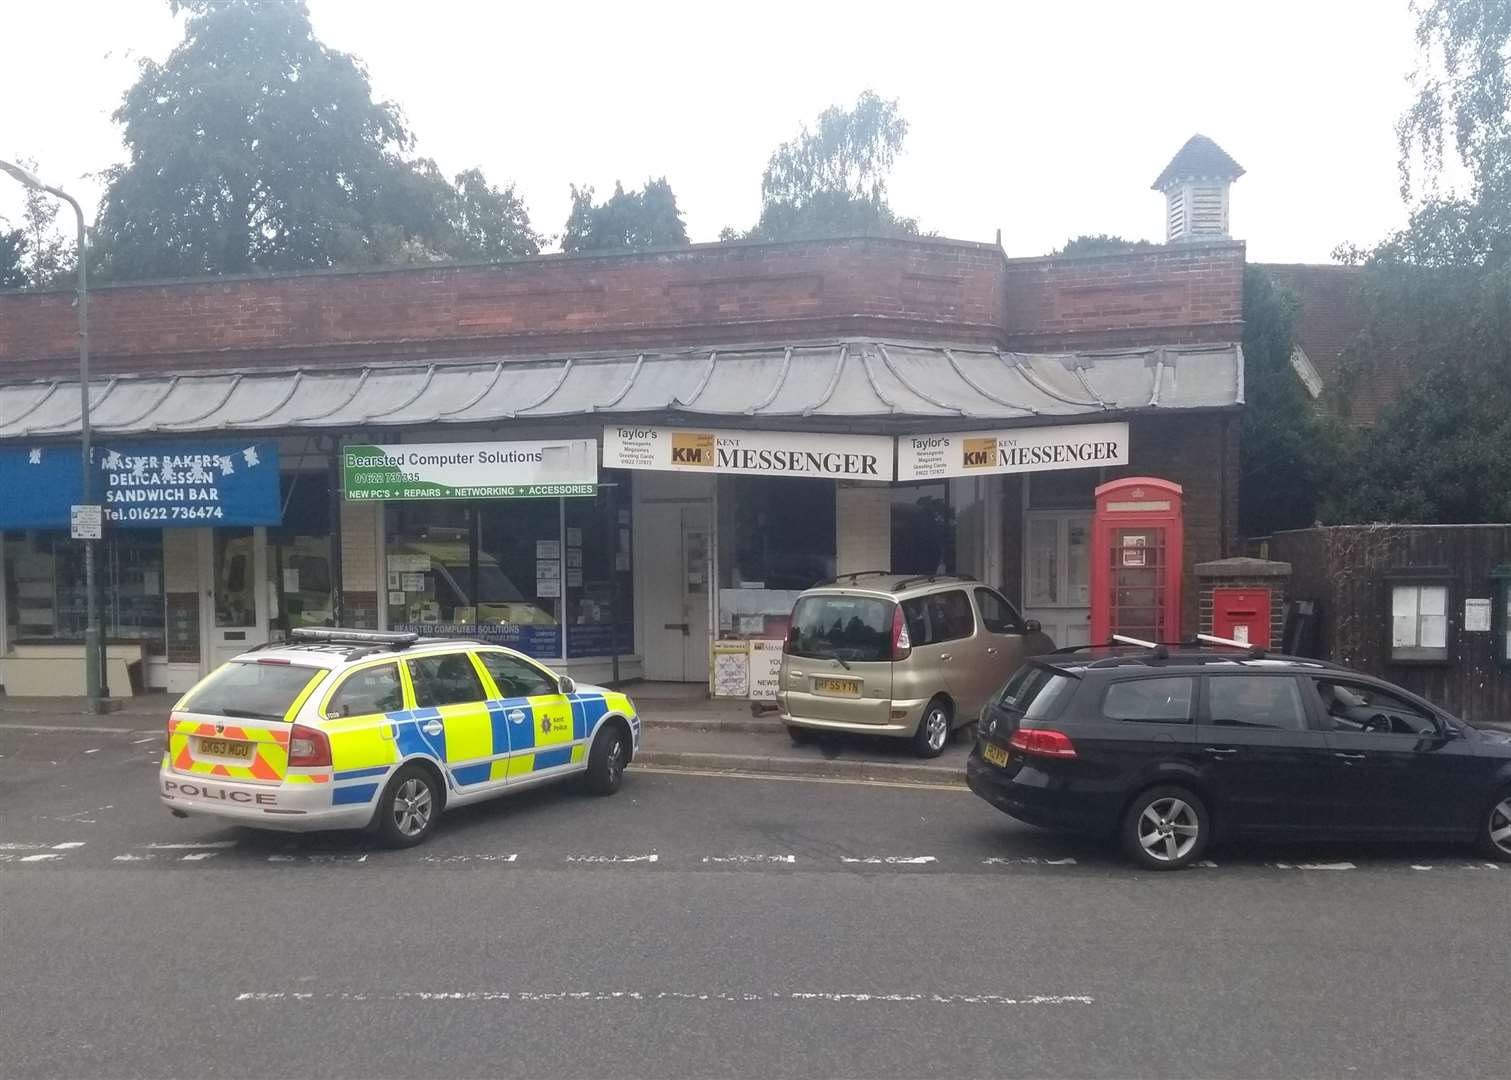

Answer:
[0,159,107,712]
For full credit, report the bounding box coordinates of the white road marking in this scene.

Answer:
[143,841,238,850]
[132,737,158,744]
[180,852,219,861]
[1197,860,1219,868]
[236,988,1093,1007]
[702,854,797,864]
[1273,862,1356,871]
[113,854,154,862]
[981,856,1077,866]
[0,722,131,735]
[565,854,658,864]
[84,748,101,754]
[18,853,61,862]
[841,856,937,865]
[0,843,49,850]
[419,854,519,863]
[51,842,86,850]
[267,854,369,864]
[1411,865,1433,871]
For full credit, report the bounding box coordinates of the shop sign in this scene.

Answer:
[392,623,562,658]
[0,442,281,528]
[896,421,1129,481]
[343,440,597,501]
[604,426,893,480]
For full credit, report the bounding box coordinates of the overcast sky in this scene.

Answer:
[3,0,1429,265]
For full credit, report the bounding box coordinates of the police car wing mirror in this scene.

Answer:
[558,676,577,695]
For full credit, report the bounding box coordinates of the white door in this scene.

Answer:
[1022,512,1091,648]
[201,526,271,670]
[639,503,711,682]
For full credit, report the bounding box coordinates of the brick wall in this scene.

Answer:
[1,236,1245,379]
[340,501,379,629]
[835,484,892,574]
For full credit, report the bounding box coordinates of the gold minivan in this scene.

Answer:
[777,574,1055,757]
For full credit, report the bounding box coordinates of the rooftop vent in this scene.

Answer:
[1151,135,1244,243]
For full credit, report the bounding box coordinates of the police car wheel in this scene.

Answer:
[376,765,440,848]
[584,725,627,796]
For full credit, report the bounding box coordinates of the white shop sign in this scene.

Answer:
[897,421,1130,481]
[603,426,894,480]
[343,439,598,500]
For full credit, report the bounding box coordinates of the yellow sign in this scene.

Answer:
[670,432,716,467]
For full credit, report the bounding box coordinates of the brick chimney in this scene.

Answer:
[1152,134,1244,243]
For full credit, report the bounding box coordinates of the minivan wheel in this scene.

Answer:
[786,724,816,746]
[1121,785,1209,870]
[911,699,951,759]
[1480,791,1511,860]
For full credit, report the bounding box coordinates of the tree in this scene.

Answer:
[1053,234,1155,257]
[1239,268,1334,535]
[95,0,539,278]
[0,225,26,289]
[1317,0,1511,523]
[739,91,921,241]
[560,178,688,254]
[12,156,74,286]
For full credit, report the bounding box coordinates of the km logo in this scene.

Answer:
[671,432,716,467]
[962,437,998,469]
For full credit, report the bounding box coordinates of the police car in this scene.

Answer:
[160,628,640,847]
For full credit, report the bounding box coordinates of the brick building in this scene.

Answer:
[0,142,1247,697]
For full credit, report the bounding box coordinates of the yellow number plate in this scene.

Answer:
[812,677,861,698]
[198,738,253,760]
[983,743,1011,767]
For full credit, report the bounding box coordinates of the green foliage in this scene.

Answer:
[1239,267,1334,535]
[561,178,688,254]
[1053,235,1155,257]
[0,225,26,289]
[739,91,921,241]
[95,0,538,278]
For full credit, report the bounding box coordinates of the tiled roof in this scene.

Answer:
[1152,135,1246,190]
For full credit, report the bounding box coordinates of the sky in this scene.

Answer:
[2,0,1431,265]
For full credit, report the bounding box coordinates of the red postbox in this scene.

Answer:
[1090,477,1184,644]
[1212,588,1271,649]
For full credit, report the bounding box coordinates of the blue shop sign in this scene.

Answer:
[0,441,281,528]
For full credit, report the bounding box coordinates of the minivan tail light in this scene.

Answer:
[891,605,912,661]
[287,723,332,768]
[1009,728,1077,758]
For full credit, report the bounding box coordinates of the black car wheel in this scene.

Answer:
[1122,785,1210,870]
[1480,791,1511,860]
[911,698,951,759]
[376,764,441,849]
[583,723,628,796]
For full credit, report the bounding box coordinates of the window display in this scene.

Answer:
[3,529,166,652]
[564,478,633,658]
[717,475,834,644]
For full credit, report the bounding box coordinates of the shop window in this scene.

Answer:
[1494,568,1511,671]
[891,482,954,575]
[3,529,165,653]
[564,475,633,659]
[269,471,333,637]
[717,476,834,643]
[1390,582,1450,662]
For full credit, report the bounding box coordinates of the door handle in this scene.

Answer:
[1203,747,1238,757]
[986,647,999,656]
[422,719,443,737]
[1333,752,1367,763]
[664,622,690,636]
[940,653,953,662]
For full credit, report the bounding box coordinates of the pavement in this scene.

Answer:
[1,722,1509,1078]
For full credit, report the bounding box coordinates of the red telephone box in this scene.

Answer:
[1090,477,1184,644]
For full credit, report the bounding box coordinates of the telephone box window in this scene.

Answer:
[1390,583,1449,661]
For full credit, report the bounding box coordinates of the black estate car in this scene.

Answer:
[967,644,1511,869]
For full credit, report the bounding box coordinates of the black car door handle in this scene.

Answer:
[1203,747,1238,757]
[1333,752,1367,763]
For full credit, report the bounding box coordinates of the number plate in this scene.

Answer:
[812,677,861,698]
[198,738,253,760]
[983,743,1011,768]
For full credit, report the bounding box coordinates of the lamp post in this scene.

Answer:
[0,159,106,711]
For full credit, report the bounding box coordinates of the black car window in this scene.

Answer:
[998,665,1073,719]
[1206,675,1308,730]
[479,651,558,699]
[1312,679,1437,736]
[326,663,403,718]
[407,652,486,709]
[1102,677,1195,724]
[974,588,1022,635]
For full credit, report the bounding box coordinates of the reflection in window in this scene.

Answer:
[891,483,954,575]
[3,529,166,653]
[564,476,633,659]
[269,471,333,636]
[719,476,835,591]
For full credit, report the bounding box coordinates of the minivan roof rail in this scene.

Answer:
[824,570,893,585]
[890,574,977,592]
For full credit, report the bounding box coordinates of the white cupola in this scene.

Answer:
[1152,134,1244,243]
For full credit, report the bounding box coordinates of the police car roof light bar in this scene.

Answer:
[288,627,420,649]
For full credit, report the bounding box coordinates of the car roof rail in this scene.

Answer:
[890,574,978,593]
[821,570,894,586]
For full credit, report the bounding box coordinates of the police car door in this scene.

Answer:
[404,651,497,793]
[476,651,578,782]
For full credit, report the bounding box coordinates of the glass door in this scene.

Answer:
[1023,511,1091,647]
[201,527,270,670]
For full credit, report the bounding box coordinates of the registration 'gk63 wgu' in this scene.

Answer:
[160,628,640,846]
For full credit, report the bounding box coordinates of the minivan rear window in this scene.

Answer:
[788,594,895,662]
[997,665,1072,719]
[180,661,324,722]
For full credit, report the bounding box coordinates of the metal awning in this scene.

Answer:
[0,340,1242,440]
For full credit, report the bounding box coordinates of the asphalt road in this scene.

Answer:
[1,722,1508,1079]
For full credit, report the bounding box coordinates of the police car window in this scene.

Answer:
[408,653,486,709]
[326,663,403,718]
[183,661,322,721]
[479,652,557,699]
[1103,677,1195,724]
